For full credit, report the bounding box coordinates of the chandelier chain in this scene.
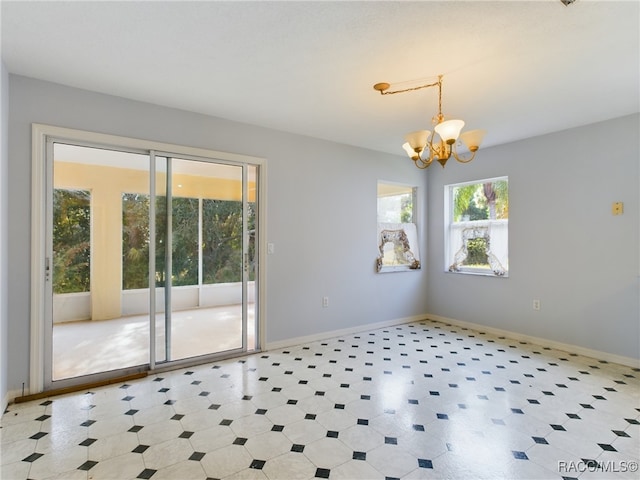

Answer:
[437,75,443,119]
[376,79,440,96]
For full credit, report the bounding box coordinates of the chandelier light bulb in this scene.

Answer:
[434,119,465,145]
[402,142,419,160]
[459,129,487,152]
[404,130,430,152]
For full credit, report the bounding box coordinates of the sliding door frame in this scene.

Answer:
[31,124,266,395]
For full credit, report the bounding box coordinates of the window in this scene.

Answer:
[445,177,508,276]
[376,182,420,272]
[122,194,251,289]
[122,194,200,288]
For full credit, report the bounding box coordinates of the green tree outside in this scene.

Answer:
[122,193,150,289]
[53,189,91,294]
[122,194,252,289]
[452,180,508,222]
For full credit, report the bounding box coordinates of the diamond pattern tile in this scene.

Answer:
[2,320,638,480]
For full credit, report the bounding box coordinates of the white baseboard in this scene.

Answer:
[2,388,23,416]
[266,313,639,369]
[265,314,425,351]
[426,313,640,368]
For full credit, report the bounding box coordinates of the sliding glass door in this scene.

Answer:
[153,156,251,363]
[46,141,258,388]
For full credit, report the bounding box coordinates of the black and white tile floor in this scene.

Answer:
[2,319,639,479]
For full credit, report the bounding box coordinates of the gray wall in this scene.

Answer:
[426,114,640,360]
[1,62,8,409]
[6,75,429,395]
[5,74,639,398]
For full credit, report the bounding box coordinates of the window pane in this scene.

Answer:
[452,180,508,223]
[53,189,91,293]
[462,237,489,267]
[171,197,199,286]
[377,183,414,223]
[122,193,150,290]
[378,192,413,223]
[202,199,243,284]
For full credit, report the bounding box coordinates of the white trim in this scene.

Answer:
[30,123,267,395]
[2,389,22,413]
[447,175,508,190]
[378,266,421,274]
[241,163,248,352]
[149,151,157,370]
[265,315,427,351]
[256,164,267,352]
[32,124,265,165]
[30,125,47,395]
[1,391,11,415]
[426,313,640,368]
[266,312,639,368]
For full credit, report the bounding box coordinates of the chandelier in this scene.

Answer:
[373,75,486,169]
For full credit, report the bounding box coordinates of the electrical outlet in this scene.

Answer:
[533,299,541,311]
[322,296,329,308]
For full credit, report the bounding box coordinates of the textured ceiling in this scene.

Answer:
[2,1,638,156]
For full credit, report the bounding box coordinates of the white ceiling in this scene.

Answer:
[2,1,638,156]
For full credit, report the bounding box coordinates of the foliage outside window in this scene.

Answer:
[376,182,420,272]
[53,189,91,293]
[203,199,244,284]
[446,177,508,276]
[123,194,251,289]
[122,193,150,289]
[166,197,199,286]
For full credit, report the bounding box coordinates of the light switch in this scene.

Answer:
[267,243,275,254]
[612,202,624,216]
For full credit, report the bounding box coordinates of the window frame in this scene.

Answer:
[376,181,420,273]
[444,176,509,277]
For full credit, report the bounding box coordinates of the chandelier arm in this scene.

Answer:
[423,134,451,163]
[426,145,440,161]
[421,143,439,167]
[424,131,440,156]
[414,157,433,169]
[451,148,477,164]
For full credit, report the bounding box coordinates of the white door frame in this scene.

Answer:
[30,123,267,395]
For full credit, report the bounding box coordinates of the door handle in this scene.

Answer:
[45,257,51,282]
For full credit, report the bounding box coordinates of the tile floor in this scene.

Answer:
[1,319,639,480]
[53,305,256,380]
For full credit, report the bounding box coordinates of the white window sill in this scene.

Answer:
[447,267,509,278]
[378,265,421,273]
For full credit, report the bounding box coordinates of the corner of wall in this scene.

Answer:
[0,61,9,414]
